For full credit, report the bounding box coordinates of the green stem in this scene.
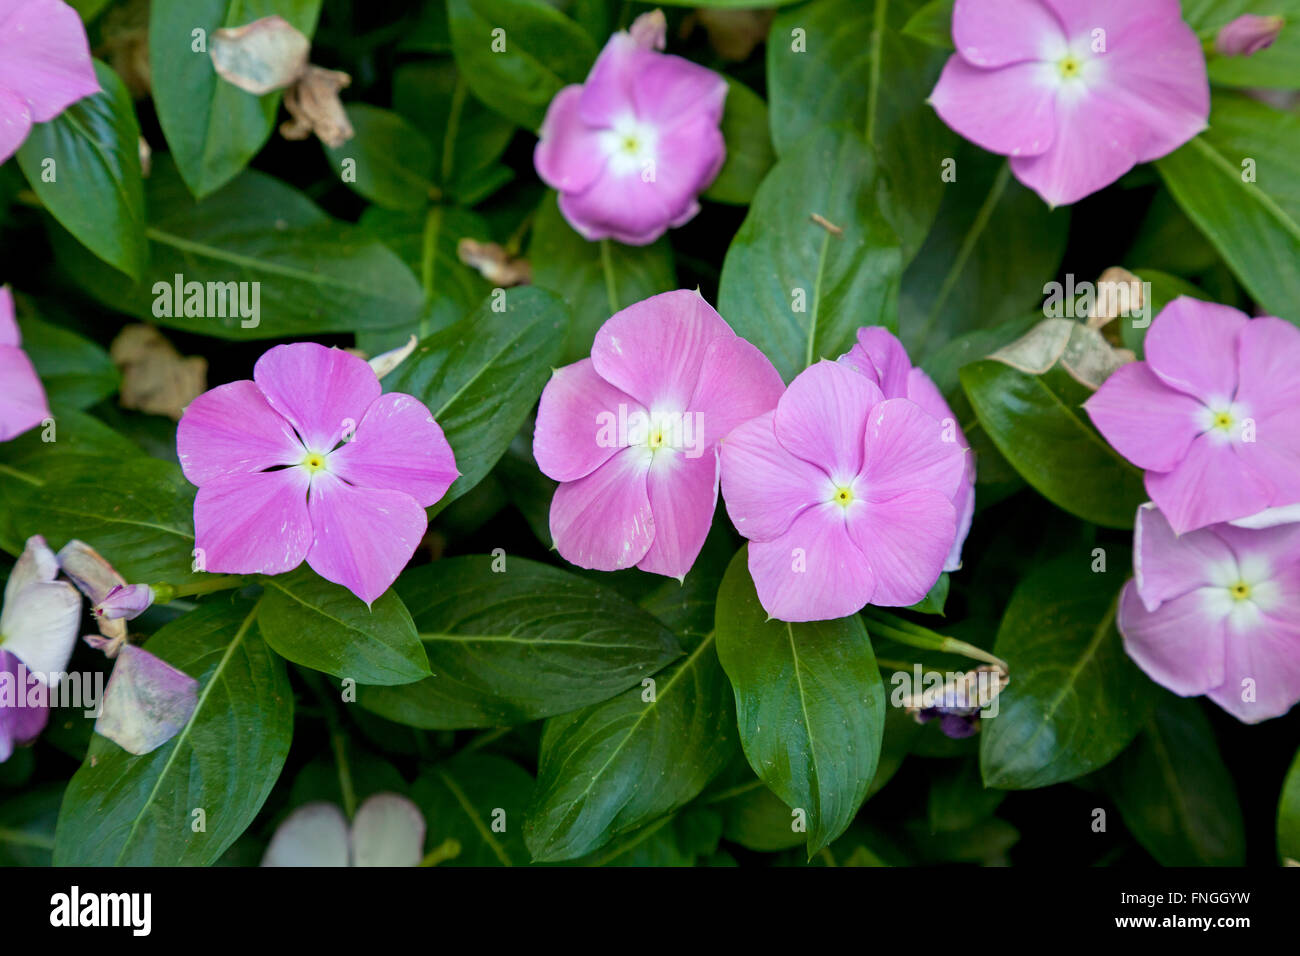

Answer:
[419,837,462,867]
[153,574,246,603]
[301,671,357,818]
[861,609,1008,671]
[599,239,620,315]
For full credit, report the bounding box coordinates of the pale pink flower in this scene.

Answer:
[0,287,50,442]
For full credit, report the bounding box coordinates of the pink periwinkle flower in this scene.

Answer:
[533,290,784,579]
[0,0,100,162]
[177,343,458,605]
[838,327,976,571]
[1215,14,1284,57]
[720,360,968,622]
[0,287,51,442]
[0,536,80,762]
[1119,504,1300,723]
[1085,297,1300,535]
[534,10,727,245]
[929,0,1209,206]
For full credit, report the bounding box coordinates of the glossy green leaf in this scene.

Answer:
[528,193,675,364]
[705,78,775,205]
[17,60,146,279]
[411,754,535,865]
[1106,696,1246,866]
[901,0,954,48]
[0,784,62,866]
[714,547,886,855]
[16,315,119,410]
[258,567,430,686]
[1281,747,1300,863]
[718,125,901,383]
[446,0,596,130]
[53,600,293,865]
[358,556,682,729]
[149,0,323,198]
[960,360,1146,529]
[324,105,439,211]
[980,556,1156,789]
[383,286,568,513]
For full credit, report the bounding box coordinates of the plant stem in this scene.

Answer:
[419,837,462,867]
[861,609,1008,671]
[154,574,246,603]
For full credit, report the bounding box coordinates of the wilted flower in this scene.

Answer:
[83,635,199,755]
[929,0,1208,206]
[1120,504,1300,723]
[1215,14,1285,57]
[178,343,458,605]
[720,360,968,622]
[534,290,783,579]
[0,0,100,162]
[0,536,81,762]
[904,665,1009,739]
[534,10,727,244]
[1085,298,1300,534]
[262,793,427,867]
[94,584,155,623]
[0,287,51,442]
[838,327,976,571]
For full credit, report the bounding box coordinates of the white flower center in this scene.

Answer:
[600,114,658,177]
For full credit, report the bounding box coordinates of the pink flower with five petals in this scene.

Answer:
[177,343,458,605]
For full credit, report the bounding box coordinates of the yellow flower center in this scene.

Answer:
[621,134,642,155]
[648,427,666,450]
[1212,410,1234,431]
[303,453,327,472]
[1058,54,1082,79]
[1229,581,1251,601]
[833,486,854,507]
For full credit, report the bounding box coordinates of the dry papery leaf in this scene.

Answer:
[110,325,207,421]
[458,239,532,287]
[210,15,310,95]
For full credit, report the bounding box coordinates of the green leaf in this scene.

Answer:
[11,456,200,583]
[928,759,1005,833]
[1281,747,1300,864]
[258,567,430,686]
[149,0,323,198]
[0,784,62,866]
[324,105,439,211]
[901,0,954,48]
[907,573,948,615]
[767,0,955,256]
[528,193,676,364]
[524,552,735,862]
[901,151,1069,359]
[1157,92,1300,325]
[714,547,886,855]
[17,60,146,279]
[411,754,535,866]
[50,158,424,340]
[446,0,596,131]
[16,314,119,410]
[53,600,292,865]
[705,78,775,205]
[383,286,568,513]
[358,556,683,729]
[960,359,1146,529]
[980,556,1156,789]
[718,125,901,383]
[719,781,807,852]
[1106,696,1246,866]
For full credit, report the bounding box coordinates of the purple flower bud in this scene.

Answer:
[1215,14,1285,57]
[94,584,154,622]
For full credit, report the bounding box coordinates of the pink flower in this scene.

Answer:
[929,0,1208,206]
[0,0,100,162]
[177,343,458,605]
[533,290,784,579]
[533,10,727,245]
[1215,14,1284,57]
[1119,504,1300,723]
[0,287,51,442]
[838,327,976,571]
[719,361,968,622]
[1085,298,1300,535]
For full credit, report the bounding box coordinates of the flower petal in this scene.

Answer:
[1210,601,1300,723]
[328,392,458,507]
[577,32,644,127]
[839,326,912,396]
[193,468,314,576]
[629,50,728,131]
[0,344,49,442]
[930,57,1058,159]
[747,505,875,622]
[177,379,303,486]
[636,449,717,579]
[305,473,427,606]
[254,343,381,453]
[0,88,32,164]
[1132,503,1236,611]
[860,398,967,503]
[535,85,609,194]
[1143,297,1247,403]
[0,287,18,346]
[952,0,1068,67]
[719,411,827,543]
[687,333,785,447]
[94,644,199,756]
[350,793,426,867]
[847,489,956,607]
[1235,315,1300,419]
[0,0,99,123]
[549,446,655,571]
[262,803,351,867]
[774,360,881,482]
[1145,435,1272,534]
[534,359,644,483]
[590,290,732,412]
[1083,360,1204,472]
[0,649,48,761]
[0,538,79,680]
[1119,579,1227,698]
